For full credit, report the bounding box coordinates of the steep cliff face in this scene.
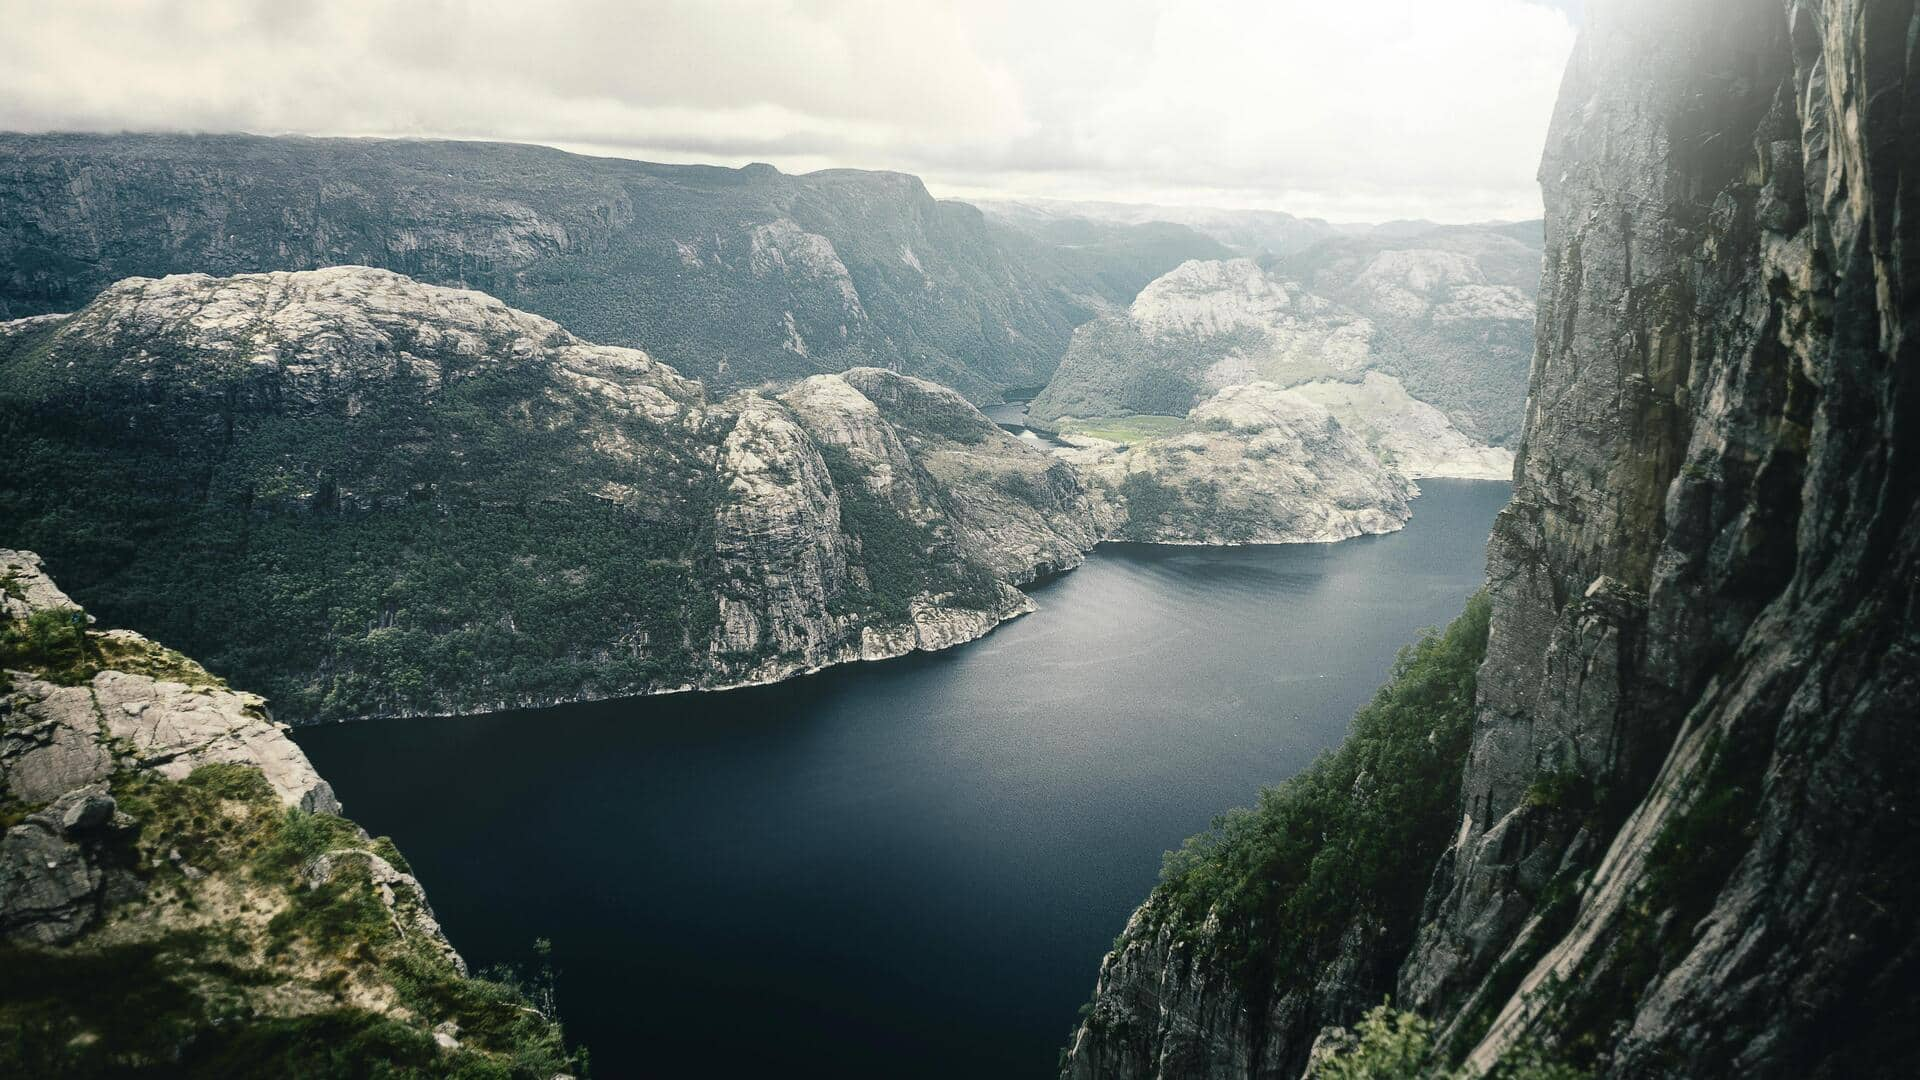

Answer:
[1062,0,1917,1075]
[1405,1,1918,1072]
[0,133,1221,400]
[0,268,1091,722]
[0,551,575,1075]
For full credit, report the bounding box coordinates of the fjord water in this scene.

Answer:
[296,479,1509,1078]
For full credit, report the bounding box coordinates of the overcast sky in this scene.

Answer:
[0,1,1580,223]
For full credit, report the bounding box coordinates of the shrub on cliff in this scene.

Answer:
[1150,590,1491,988]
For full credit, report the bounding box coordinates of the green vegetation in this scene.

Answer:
[816,444,1002,620]
[1307,1001,1589,1080]
[1057,414,1189,445]
[1308,1003,1436,1080]
[0,606,89,683]
[1145,592,1491,1001]
[0,318,723,721]
[1113,470,1262,542]
[1,605,231,694]
[2,763,581,1078]
[1522,767,1597,815]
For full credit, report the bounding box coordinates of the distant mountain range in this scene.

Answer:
[0,134,1537,433]
[993,200,1544,446]
[0,133,1226,402]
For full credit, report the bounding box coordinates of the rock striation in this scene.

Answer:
[1060,0,1918,1076]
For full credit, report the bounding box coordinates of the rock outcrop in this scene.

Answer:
[1026,252,1524,483]
[1061,0,1918,1075]
[0,551,576,1074]
[2,266,1467,724]
[1290,373,1515,481]
[1028,259,1376,425]
[1270,225,1543,445]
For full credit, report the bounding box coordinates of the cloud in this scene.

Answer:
[0,0,1576,222]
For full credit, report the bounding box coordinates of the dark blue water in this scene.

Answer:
[295,479,1508,1079]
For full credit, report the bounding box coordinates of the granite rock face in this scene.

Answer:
[0,551,340,814]
[1,550,344,947]
[1406,1,1919,1074]
[1027,255,1523,481]
[1028,223,1540,449]
[1028,258,1376,425]
[1061,0,1918,1075]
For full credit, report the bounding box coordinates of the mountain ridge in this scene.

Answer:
[0,131,1226,402]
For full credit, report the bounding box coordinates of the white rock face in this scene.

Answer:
[1349,248,1531,321]
[749,218,866,316]
[710,394,854,663]
[58,266,706,419]
[700,368,1106,688]
[1127,259,1375,384]
[1291,373,1515,480]
[1057,383,1417,545]
[0,311,68,341]
[0,550,338,814]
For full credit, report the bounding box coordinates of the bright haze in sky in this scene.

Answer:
[0,0,1579,224]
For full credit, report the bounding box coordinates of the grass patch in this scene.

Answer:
[46,763,585,1076]
[1057,414,1188,445]
[0,606,227,692]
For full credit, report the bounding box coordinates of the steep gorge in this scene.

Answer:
[1061,0,1918,1075]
